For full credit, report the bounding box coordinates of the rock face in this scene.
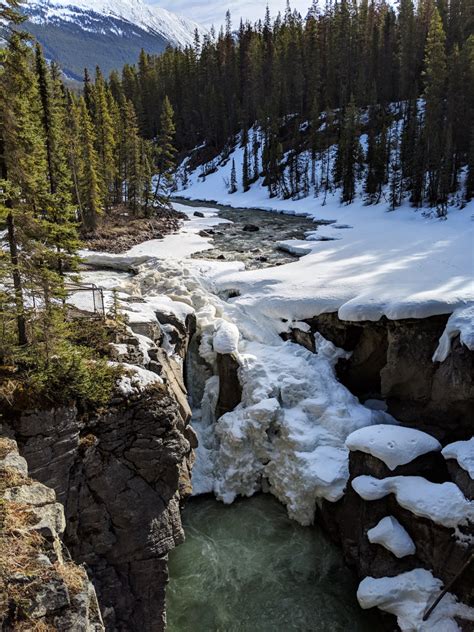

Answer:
[294,313,473,442]
[216,353,242,419]
[0,438,104,631]
[285,313,474,619]
[2,329,195,631]
[320,447,474,607]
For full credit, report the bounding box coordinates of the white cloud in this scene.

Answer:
[155,0,313,28]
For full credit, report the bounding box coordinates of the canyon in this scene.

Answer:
[1,202,473,631]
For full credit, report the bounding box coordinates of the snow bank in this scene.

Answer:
[367,516,416,558]
[81,251,150,271]
[357,569,474,631]
[213,320,240,355]
[432,305,474,362]
[178,143,473,325]
[113,363,163,396]
[352,475,474,530]
[442,439,474,479]
[346,425,441,471]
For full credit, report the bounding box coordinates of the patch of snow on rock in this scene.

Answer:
[113,363,163,396]
[367,516,416,558]
[433,305,474,362]
[213,320,240,355]
[346,425,441,470]
[352,475,474,530]
[442,439,474,479]
[357,569,474,631]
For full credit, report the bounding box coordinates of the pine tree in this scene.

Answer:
[466,128,474,202]
[242,144,251,192]
[35,45,78,275]
[76,97,103,232]
[229,158,238,193]
[92,67,117,210]
[153,96,176,208]
[422,8,448,206]
[334,98,362,203]
[252,130,260,182]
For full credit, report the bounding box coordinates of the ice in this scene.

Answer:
[357,569,474,631]
[352,475,474,530]
[367,516,416,558]
[346,425,441,471]
[442,439,474,479]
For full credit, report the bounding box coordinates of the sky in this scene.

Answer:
[156,1,313,28]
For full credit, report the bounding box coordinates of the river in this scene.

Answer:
[167,495,383,632]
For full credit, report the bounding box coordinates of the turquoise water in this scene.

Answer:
[167,495,383,632]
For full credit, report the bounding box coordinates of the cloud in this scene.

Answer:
[155,0,313,28]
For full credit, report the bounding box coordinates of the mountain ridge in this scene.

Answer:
[23,0,204,80]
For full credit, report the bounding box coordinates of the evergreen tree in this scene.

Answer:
[35,45,78,275]
[153,96,176,207]
[422,8,448,206]
[92,67,117,210]
[242,144,251,192]
[334,98,362,203]
[229,158,238,193]
[0,30,70,347]
[76,97,103,232]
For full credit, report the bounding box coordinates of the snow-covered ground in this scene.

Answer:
[177,144,474,354]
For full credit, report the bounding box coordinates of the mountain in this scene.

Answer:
[23,0,204,80]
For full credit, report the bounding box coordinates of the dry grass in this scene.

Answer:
[54,562,86,596]
[0,438,17,460]
[0,472,85,628]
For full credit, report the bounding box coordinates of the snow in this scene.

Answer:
[177,142,473,326]
[442,439,474,479]
[357,569,474,631]
[113,363,163,396]
[432,305,474,362]
[352,475,474,530]
[367,516,416,558]
[27,0,205,47]
[345,425,441,471]
[213,320,240,355]
[126,203,230,259]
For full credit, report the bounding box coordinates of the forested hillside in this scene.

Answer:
[118,0,473,212]
[0,0,171,404]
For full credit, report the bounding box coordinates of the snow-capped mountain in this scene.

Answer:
[23,0,204,80]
